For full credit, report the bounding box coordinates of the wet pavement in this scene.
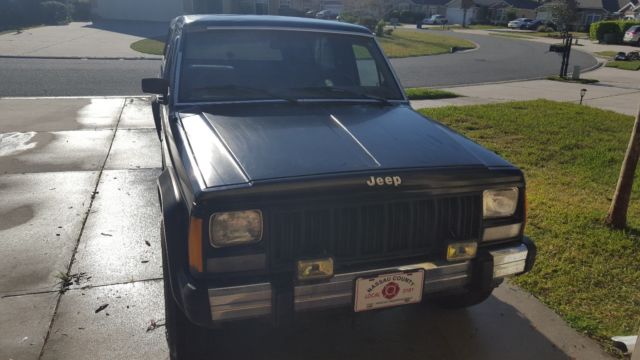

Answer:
[0,97,611,360]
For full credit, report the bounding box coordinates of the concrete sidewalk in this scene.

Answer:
[0,96,612,360]
[0,22,164,59]
[412,67,640,116]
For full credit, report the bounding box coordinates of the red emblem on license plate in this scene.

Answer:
[382,281,400,299]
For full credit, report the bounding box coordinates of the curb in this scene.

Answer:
[0,55,162,61]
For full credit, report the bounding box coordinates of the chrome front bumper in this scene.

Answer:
[208,243,529,321]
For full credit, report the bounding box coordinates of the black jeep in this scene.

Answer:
[142,15,535,360]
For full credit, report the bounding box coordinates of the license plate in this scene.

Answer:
[353,269,424,312]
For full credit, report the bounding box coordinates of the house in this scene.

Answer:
[444,0,538,25]
[482,0,539,23]
[91,0,339,21]
[413,0,453,18]
[342,0,449,19]
[618,0,640,19]
[536,0,628,30]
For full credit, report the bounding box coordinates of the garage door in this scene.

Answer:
[446,8,476,26]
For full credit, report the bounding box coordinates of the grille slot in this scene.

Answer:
[269,194,482,269]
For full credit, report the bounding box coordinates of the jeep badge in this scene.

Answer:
[367,176,402,187]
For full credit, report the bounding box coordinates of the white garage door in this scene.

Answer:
[446,8,476,26]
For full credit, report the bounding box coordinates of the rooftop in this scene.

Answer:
[178,15,372,35]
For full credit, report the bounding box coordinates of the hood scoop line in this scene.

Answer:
[329,114,381,168]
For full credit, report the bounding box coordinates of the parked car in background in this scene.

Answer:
[315,9,337,20]
[305,9,317,18]
[522,19,556,31]
[508,18,532,29]
[142,14,536,360]
[422,14,448,25]
[623,25,640,45]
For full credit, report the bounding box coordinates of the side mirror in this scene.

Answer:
[142,78,168,95]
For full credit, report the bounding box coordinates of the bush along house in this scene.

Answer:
[536,0,629,31]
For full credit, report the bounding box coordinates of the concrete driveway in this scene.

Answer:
[0,22,165,59]
[0,96,612,360]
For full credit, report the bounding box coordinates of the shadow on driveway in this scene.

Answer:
[202,295,573,360]
[87,20,168,39]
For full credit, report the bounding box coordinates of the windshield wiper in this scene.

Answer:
[295,86,392,105]
[190,84,298,104]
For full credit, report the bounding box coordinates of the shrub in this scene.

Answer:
[71,0,91,21]
[375,20,386,37]
[589,20,640,43]
[384,28,394,36]
[339,12,358,24]
[506,9,517,21]
[40,1,69,25]
[537,25,554,32]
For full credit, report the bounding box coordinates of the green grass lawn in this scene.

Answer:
[405,87,461,100]
[488,30,588,40]
[469,24,507,30]
[595,51,618,59]
[447,24,507,30]
[526,31,589,39]
[130,38,165,56]
[376,29,475,57]
[488,32,536,39]
[130,29,475,58]
[595,51,640,70]
[419,100,640,355]
[378,29,476,58]
[606,60,640,71]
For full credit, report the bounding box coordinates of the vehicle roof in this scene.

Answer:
[173,15,372,35]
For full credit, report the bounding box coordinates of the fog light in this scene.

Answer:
[447,242,478,261]
[483,223,522,242]
[297,258,334,281]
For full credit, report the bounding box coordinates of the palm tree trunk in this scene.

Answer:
[606,105,640,229]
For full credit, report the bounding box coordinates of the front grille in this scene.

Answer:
[268,194,482,270]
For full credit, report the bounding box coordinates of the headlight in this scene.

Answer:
[209,210,263,247]
[483,188,518,218]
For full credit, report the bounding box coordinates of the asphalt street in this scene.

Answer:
[0,31,597,97]
[392,30,598,88]
[0,58,160,97]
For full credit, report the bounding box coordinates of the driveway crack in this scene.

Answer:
[36,98,126,360]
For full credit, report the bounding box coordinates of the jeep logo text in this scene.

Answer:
[367,176,402,187]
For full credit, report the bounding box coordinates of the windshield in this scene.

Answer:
[178,29,404,103]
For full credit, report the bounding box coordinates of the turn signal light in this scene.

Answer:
[446,242,478,261]
[188,217,204,273]
[297,258,334,281]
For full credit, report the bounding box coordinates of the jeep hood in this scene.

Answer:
[178,103,512,188]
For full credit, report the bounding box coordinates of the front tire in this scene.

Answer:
[162,222,209,360]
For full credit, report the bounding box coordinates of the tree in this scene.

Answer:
[551,0,579,32]
[606,105,640,229]
[461,0,474,27]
